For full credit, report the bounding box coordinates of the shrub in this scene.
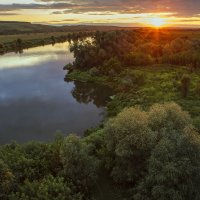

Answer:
[148,102,191,132]
[0,43,4,49]
[195,82,200,96]
[63,63,74,73]
[16,38,23,47]
[181,74,191,98]
[119,71,145,91]
[129,71,145,86]
[100,57,122,75]
[51,36,56,43]
[89,67,100,76]
[119,75,134,90]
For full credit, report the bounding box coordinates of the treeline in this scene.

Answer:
[0,32,92,55]
[66,30,200,75]
[64,30,200,110]
[0,21,124,35]
[1,103,200,199]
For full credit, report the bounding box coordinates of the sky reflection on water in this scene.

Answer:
[0,42,110,144]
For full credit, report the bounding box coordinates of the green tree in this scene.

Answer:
[104,107,153,184]
[104,102,198,199]
[61,135,99,195]
[134,127,200,200]
[0,159,13,199]
[9,175,82,200]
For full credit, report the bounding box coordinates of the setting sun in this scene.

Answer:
[149,17,166,27]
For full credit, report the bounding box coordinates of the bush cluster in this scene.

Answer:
[1,103,200,200]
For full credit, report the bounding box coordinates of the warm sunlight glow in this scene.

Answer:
[149,17,166,27]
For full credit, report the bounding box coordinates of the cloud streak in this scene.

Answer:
[35,0,200,16]
[1,0,200,26]
[0,3,78,11]
[0,0,200,16]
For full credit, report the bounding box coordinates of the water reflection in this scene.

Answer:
[0,42,112,144]
[0,43,73,69]
[71,81,113,108]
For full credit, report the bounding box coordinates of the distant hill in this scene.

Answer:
[0,21,57,34]
[0,21,123,35]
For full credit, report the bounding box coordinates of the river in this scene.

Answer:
[0,42,111,144]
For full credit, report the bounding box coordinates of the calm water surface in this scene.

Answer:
[0,42,111,144]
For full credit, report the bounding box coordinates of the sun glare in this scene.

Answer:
[149,17,166,27]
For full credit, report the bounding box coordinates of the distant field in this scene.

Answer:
[1,29,200,43]
[1,25,200,55]
[0,32,70,44]
[0,21,56,34]
[0,21,123,35]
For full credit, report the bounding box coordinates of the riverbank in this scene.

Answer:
[65,66,200,130]
[0,31,91,54]
[64,29,200,130]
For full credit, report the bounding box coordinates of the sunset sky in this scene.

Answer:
[1,0,200,27]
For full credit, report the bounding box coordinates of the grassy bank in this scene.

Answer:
[0,32,67,54]
[0,32,70,44]
[0,31,91,54]
[66,65,200,130]
[65,70,108,83]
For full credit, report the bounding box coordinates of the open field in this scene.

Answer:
[0,32,70,43]
[0,21,124,35]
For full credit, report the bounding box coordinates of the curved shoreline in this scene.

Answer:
[0,32,92,55]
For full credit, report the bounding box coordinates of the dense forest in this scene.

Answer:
[67,29,200,72]
[1,103,200,199]
[66,29,200,127]
[2,29,200,199]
